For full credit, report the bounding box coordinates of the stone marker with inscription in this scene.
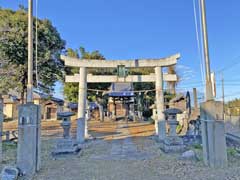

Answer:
[17,103,41,177]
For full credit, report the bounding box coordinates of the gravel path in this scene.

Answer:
[2,120,240,180]
[32,121,178,180]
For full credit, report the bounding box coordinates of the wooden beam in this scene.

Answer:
[61,53,180,68]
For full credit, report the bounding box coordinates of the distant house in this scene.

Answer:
[2,92,64,120]
[3,94,20,120]
[33,92,64,120]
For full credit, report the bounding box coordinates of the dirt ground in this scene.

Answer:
[1,119,240,180]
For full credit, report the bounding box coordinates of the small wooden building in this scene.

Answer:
[33,92,64,120]
[107,83,135,118]
[3,95,20,120]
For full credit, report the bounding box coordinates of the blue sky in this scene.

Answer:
[1,0,240,102]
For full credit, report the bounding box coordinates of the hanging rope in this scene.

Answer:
[35,0,39,88]
[87,88,190,93]
[87,88,156,93]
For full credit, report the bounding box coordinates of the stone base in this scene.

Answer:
[1,166,19,180]
[160,136,185,153]
[52,138,81,155]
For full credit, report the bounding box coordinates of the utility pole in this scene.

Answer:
[27,0,33,102]
[199,0,228,168]
[200,0,213,101]
[222,73,225,120]
[17,0,41,176]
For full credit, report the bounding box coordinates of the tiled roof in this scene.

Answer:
[2,94,19,103]
[108,83,134,97]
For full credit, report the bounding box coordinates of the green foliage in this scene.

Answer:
[226,98,240,116]
[63,82,79,102]
[176,124,182,134]
[3,142,17,151]
[164,92,176,103]
[0,8,65,99]
[193,144,202,150]
[227,148,238,157]
[80,47,105,60]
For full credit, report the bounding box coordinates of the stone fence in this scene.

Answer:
[225,115,240,126]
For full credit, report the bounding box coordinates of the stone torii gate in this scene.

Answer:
[61,53,180,143]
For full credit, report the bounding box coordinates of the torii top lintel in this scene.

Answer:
[61,53,180,68]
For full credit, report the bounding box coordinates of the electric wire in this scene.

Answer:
[216,55,240,74]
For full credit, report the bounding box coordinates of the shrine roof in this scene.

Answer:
[107,83,135,97]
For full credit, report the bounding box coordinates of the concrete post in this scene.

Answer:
[0,95,3,163]
[85,100,89,138]
[26,0,33,103]
[17,103,41,177]
[193,88,198,110]
[77,67,87,143]
[200,101,228,168]
[155,66,165,140]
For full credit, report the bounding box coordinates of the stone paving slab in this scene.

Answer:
[90,121,157,161]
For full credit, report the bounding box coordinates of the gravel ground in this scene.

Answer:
[1,120,240,180]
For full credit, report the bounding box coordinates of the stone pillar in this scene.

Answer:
[17,103,41,177]
[155,66,165,140]
[200,101,228,168]
[129,103,134,121]
[99,104,104,122]
[77,67,87,143]
[193,88,198,110]
[0,95,3,163]
[137,93,142,121]
[112,98,116,120]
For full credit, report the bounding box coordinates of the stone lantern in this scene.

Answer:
[165,108,182,137]
[58,112,75,139]
[52,112,81,155]
[160,108,185,153]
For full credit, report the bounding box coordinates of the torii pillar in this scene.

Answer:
[155,66,166,140]
[77,67,88,143]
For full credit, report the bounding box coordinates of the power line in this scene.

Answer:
[216,55,240,73]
